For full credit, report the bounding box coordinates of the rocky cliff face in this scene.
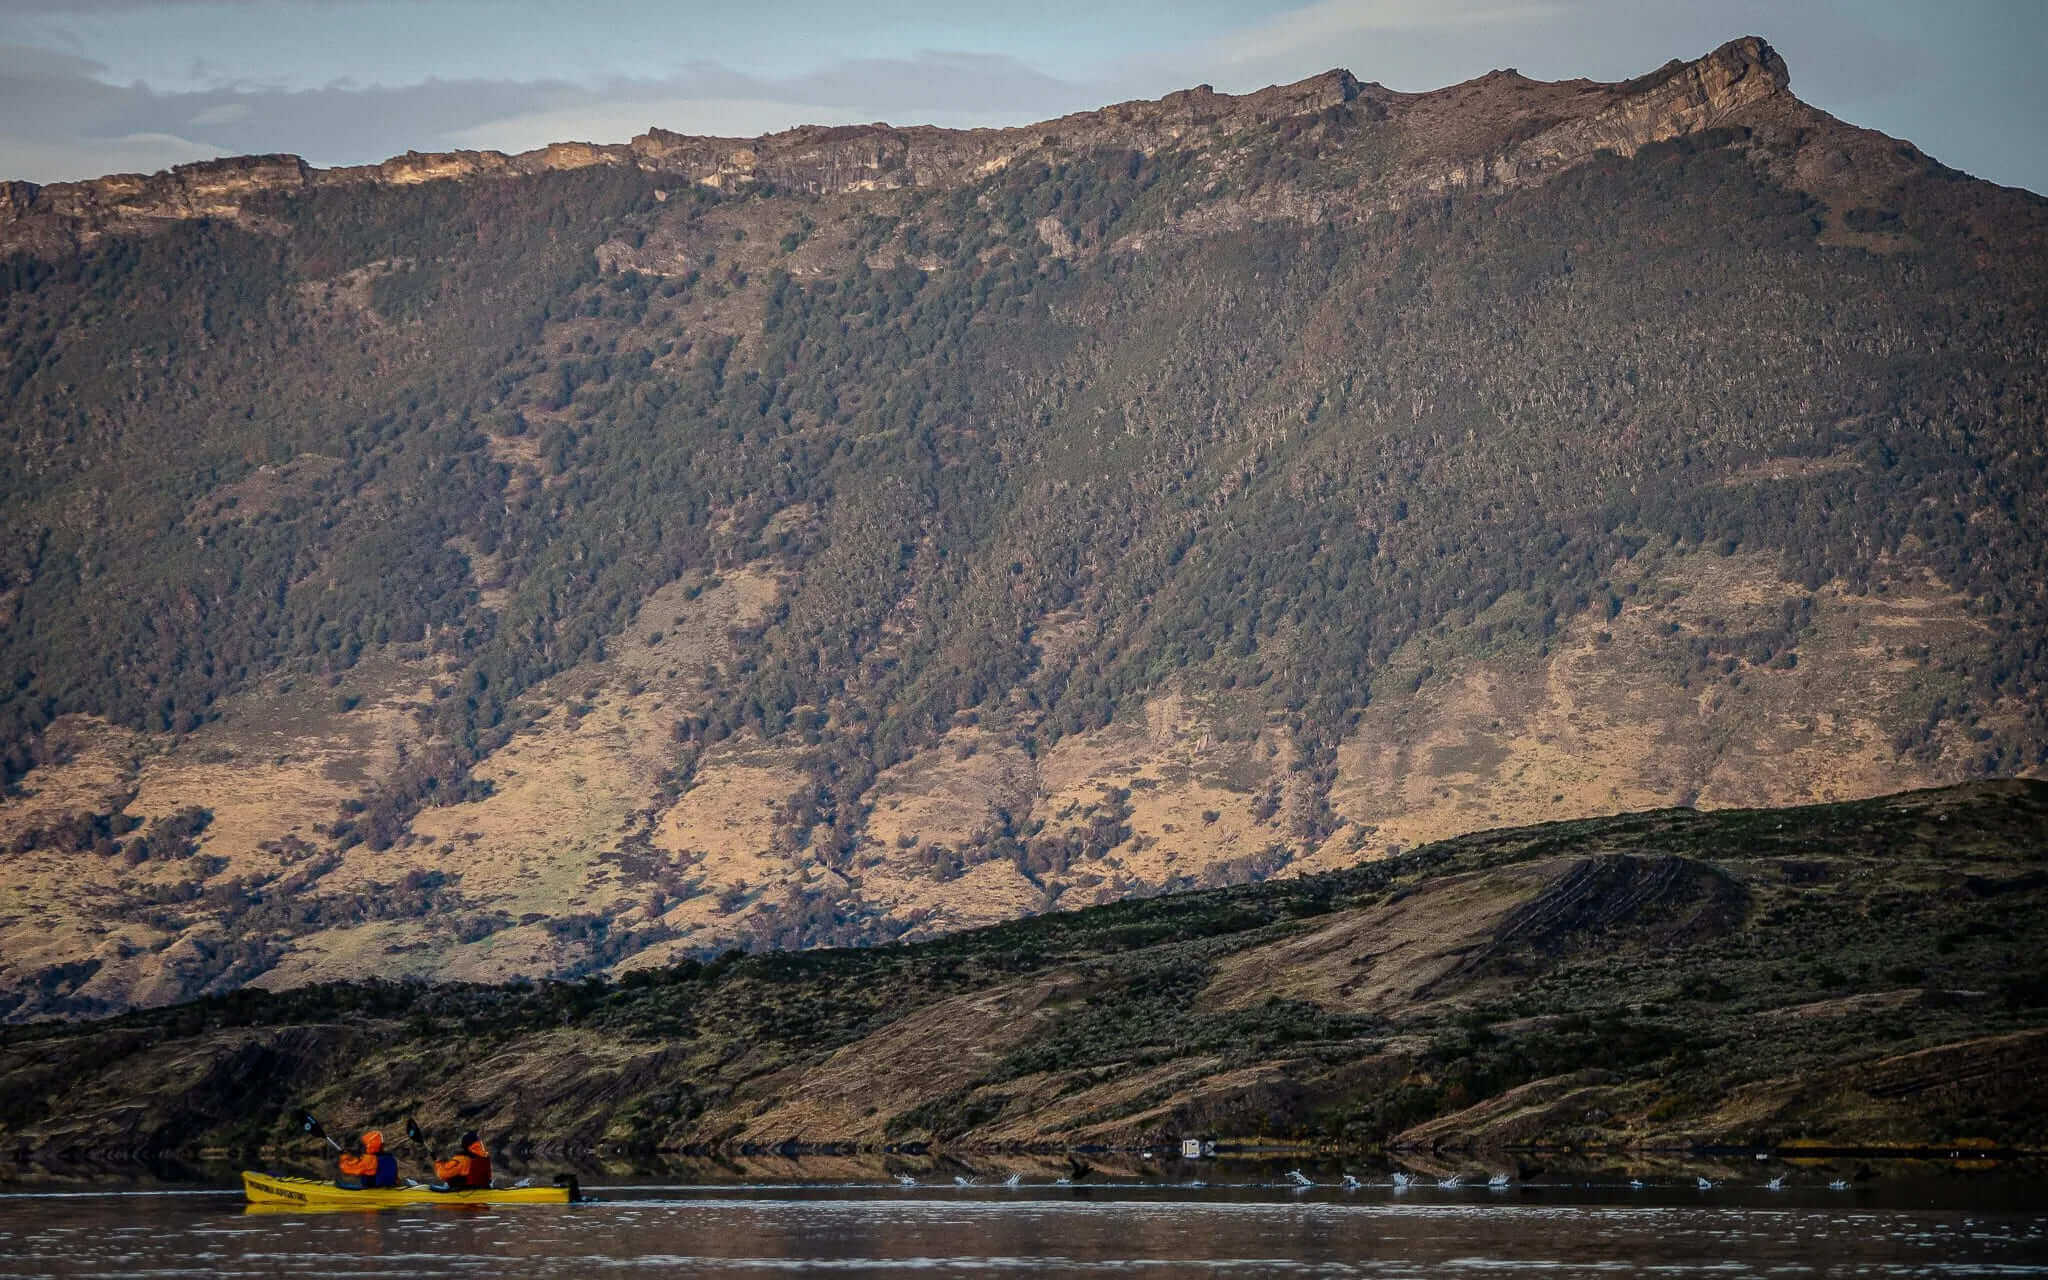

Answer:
[0,37,1800,256]
[1396,35,1792,201]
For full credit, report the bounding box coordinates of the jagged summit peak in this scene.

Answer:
[1615,36,1786,97]
[1711,34,1789,88]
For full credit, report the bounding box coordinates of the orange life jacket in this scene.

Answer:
[434,1140,492,1189]
[337,1130,398,1187]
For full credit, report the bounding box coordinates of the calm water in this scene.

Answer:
[2,1178,2045,1277]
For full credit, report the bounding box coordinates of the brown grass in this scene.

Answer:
[2,546,2025,1014]
[1201,860,1570,1016]
[1325,550,1999,862]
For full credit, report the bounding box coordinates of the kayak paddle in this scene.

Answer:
[298,1110,343,1152]
[402,1115,440,1180]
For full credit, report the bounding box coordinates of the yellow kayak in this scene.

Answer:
[241,1170,577,1208]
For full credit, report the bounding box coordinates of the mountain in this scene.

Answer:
[1,37,2045,1020]
[5,782,2045,1163]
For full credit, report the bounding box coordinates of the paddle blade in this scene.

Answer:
[298,1111,326,1141]
[406,1116,424,1145]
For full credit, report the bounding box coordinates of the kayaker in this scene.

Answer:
[335,1130,399,1189]
[434,1131,493,1190]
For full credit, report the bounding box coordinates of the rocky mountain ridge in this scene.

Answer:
[4,37,1808,257]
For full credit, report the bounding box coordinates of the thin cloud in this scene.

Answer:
[0,130,221,182]
[0,42,1092,183]
[442,53,1094,154]
[443,99,877,151]
[1215,0,1573,66]
[0,40,111,82]
[0,0,394,9]
[186,101,250,126]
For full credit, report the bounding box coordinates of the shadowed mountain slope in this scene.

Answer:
[1,37,2045,1017]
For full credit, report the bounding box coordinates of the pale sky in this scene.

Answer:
[1,0,2042,194]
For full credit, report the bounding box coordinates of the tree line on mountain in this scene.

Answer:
[1,115,2043,954]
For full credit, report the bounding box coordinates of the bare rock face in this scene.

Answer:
[55,153,311,216]
[1391,36,1791,206]
[0,154,315,252]
[0,36,1810,257]
[319,141,638,188]
[1532,34,1789,160]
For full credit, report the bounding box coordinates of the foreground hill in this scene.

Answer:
[2,37,2046,1017]
[3,782,2044,1166]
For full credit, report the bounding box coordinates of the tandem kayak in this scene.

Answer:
[241,1171,579,1208]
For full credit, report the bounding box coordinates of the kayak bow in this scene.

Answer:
[241,1171,577,1208]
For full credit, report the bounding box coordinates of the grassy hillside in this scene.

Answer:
[4,781,2045,1166]
[2,39,2046,1015]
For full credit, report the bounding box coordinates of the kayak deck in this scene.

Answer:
[242,1171,574,1208]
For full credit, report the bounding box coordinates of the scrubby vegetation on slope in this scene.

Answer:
[4,782,2044,1163]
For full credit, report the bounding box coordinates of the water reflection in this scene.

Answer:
[10,1149,2038,1194]
[1,1178,2044,1278]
